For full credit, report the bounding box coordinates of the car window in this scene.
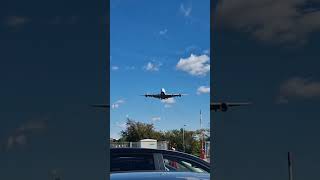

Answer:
[111,153,155,172]
[163,155,208,173]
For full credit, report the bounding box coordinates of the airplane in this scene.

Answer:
[210,102,251,112]
[91,102,251,112]
[142,88,186,100]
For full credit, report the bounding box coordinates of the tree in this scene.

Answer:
[119,118,162,142]
[117,118,207,157]
[163,129,201,155]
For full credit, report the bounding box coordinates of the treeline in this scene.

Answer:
[114,118,210,156]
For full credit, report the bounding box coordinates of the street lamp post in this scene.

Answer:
[183,124,186,152]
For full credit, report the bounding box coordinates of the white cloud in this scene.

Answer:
[180,3,192,17]
[116,99,125,103]
[111,104,119,109]
[151,116,161,122]
[197,86,210,95]
[143,61,162,71]
[159,29,168,35]
[161,98,176,108]
[161,98,176,104]
[176,54,210,76]
[111,99,125,109]
[112,66,119,70]
[277,77,320,103]
[216,0,320,44]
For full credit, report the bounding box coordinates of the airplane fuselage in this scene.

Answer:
[159,88,167,99]
[144,88,182,100]
[160,91,166,99]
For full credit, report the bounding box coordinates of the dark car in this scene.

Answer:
[110,148,210,174]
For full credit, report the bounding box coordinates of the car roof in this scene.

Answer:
[110,171,210,180]
[111,148,206,161]
[111,148,211,172]
[111,148,181,154]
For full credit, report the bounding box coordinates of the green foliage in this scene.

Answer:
[118,118,209,156]
[120,118,162,142]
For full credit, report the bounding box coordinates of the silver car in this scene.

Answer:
[110,148,210,180]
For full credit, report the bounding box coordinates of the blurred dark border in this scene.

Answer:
[106,0,110,180]
[210,0,217,179]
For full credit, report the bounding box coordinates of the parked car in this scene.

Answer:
[110,148,210,179]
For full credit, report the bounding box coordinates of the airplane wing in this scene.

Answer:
[164,94,183,98]
[143,94,161,99]
[210,102,251,112]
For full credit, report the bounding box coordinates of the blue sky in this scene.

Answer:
[110,0,210,139]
